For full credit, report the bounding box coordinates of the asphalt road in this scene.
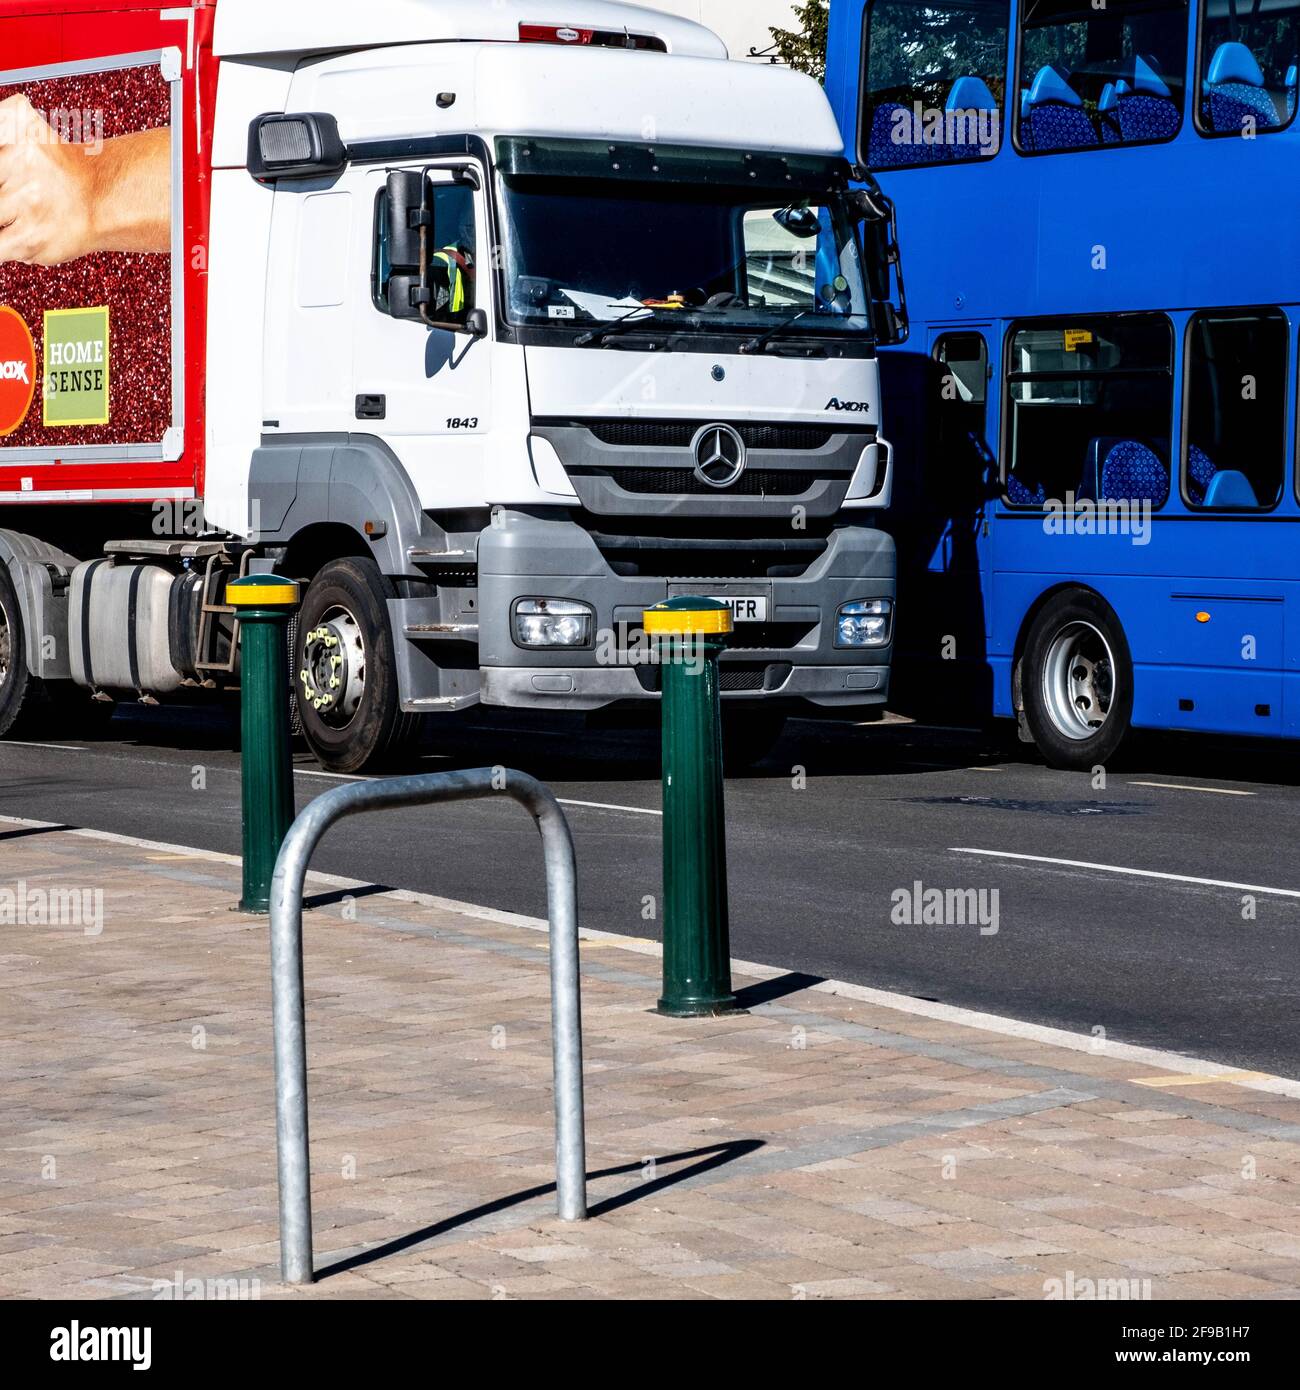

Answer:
[3,704,1300,1077]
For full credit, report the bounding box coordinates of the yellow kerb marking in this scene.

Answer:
[643,609,734,636]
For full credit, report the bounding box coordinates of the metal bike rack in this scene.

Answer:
[268,768,587,1284]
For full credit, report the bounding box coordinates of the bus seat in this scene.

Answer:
[1113,56,1180,141]
[1187,444,1217,505]
[1019,91,1035,149]
[1006,474,1047,505]
[946,75,1000,157]
[1098,84,1121,144]
[1024,66,1098,150]
[1202,42,1281,132]
[1203,469,1259,508]
[868,102,931,168]
[1287,64,1298,117]
[1099,440,1170,508]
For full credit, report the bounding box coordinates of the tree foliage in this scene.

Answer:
[768,1,831,82]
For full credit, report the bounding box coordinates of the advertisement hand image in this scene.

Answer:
[0,93,169,266]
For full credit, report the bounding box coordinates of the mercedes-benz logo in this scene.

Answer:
[691,423,747,489]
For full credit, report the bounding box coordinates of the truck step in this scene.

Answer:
[407,546,476,564]
[404,621,480,640]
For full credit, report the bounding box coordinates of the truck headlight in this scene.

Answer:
[835,599,892,649]
[513,598,594,649]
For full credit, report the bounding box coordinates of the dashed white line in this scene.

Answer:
[558,798,661,817]
[3,740,87,752]
[1129,781,1255,797]
[952,847,1300,899]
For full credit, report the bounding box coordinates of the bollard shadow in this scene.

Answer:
[732,972,825,1009]
[301,884,394,912]
[315,1139,764,1281]
[0,822,73,843]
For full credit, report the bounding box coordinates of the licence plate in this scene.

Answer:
[711,596,768,623]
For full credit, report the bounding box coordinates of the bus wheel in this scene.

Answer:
[0,568,35,738]
[1021,590,1133,771]
[295,557,418,774]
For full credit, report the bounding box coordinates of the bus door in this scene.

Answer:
[903,327,997,711]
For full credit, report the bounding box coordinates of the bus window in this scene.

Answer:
[862,0,1009,169]
[1197,1,1299,136]
[1016,0,1188,153]
[1184,310,1288,509]
[1005,315,1174,506]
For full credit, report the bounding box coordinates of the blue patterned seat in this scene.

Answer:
[1100,441,1170,508]
[1112,56,1180,141]
[1201,42,1281,133]
[868,102,933,167]
[1019,91,1035,150]
[1023,66,1098,151]
[1186,444,1217,506]
[945,75,1000,160]
[1099,83,1122,143]
[1006,474,1047,505]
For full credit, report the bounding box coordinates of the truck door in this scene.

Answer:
[350,165,494,504]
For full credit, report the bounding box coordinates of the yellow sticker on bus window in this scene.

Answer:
[1063,329,1093,352]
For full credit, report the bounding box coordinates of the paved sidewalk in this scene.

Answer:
[3,816,1300,1301]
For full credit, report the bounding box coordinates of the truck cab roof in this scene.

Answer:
[212,0,728,61]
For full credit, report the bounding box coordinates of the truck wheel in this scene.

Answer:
[1021,590,1132,771]
[0,567,35,738]
[295,557,417,773]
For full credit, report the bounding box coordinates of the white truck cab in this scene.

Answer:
[0,0,907,772]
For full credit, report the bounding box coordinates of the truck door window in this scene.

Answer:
[371,180,477,318]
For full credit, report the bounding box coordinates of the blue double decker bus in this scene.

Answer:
[826,0,1300,768]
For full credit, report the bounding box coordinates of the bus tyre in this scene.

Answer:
[1021,590,1133,771]
[295,557,418,774]
[0,566,36,739]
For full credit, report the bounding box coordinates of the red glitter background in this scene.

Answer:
[0,63,171,450]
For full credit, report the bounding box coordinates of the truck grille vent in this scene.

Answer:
[597,467,826,497]
[587,421,835,451]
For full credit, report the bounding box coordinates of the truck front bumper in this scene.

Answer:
[476,509,895,712]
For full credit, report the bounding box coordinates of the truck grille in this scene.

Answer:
[587,421,835,451]
[588,467,830,497]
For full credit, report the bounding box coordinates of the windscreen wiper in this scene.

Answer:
[574,308,673,348]
[740,309,820,356]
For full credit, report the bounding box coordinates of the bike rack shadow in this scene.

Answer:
[315,1139,765,1280]
[269,767,587,1284]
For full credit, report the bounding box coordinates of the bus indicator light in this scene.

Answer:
[1196,612,1211,624]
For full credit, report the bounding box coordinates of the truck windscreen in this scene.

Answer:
[497,173,874,343]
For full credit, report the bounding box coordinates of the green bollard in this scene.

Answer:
[646,597,742,1018]
[227,574,300,915]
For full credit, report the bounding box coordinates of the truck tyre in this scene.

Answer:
[0,566,36,739]
[1021,589,1133,771]
[294,557,418,773]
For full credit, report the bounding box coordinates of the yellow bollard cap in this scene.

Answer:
[643,596,733,636]
[226,574,300,608]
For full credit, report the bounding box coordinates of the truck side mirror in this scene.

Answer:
[852,183,909,347]
[382,171,430,322]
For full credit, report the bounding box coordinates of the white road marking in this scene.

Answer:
[558,798,661,817]
[952,847,1300,899]
[3,740,87,752]
[293,768,369,782]
[3,812,1296,1096]
[1129,781,1255,797]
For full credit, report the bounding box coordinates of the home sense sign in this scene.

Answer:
[43,306,111,427]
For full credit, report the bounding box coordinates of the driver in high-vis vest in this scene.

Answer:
[431,189,476,319]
